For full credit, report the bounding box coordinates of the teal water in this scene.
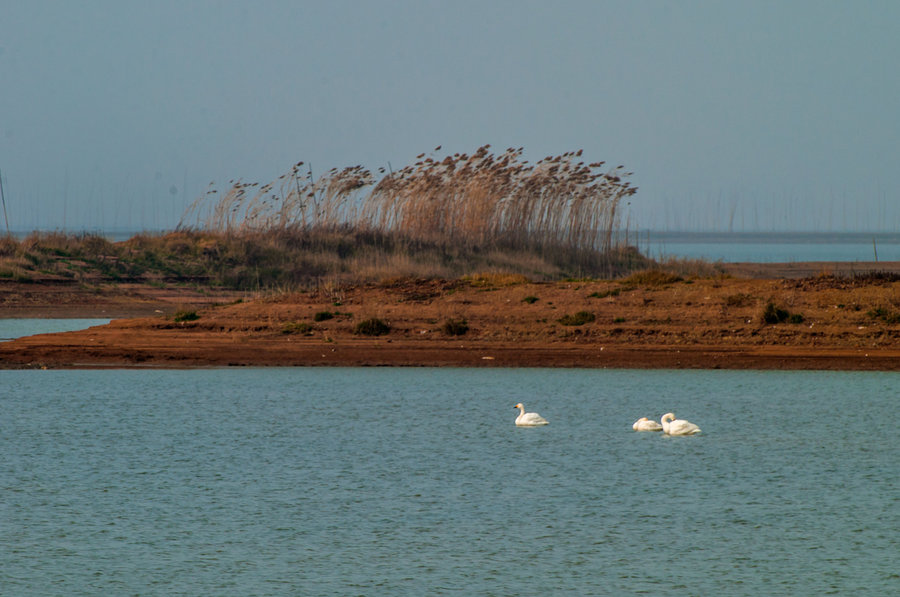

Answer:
[0,319,111,341]
[640,231,900,262]
[2,368,898,595]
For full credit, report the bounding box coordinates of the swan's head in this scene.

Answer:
[661,413,676,423]
[514,403,524,409]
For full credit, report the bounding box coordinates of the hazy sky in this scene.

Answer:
[2,0,899,233]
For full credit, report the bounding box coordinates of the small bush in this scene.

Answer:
[589,289,620,299]
[441,318,469,336]
[79,234,115,257]
[0,236,18,257]
[355,318,391,336]
[313,310,335,322]
[558,311,596,326]
[764,307,805,324]
[522,295,539,304]
[725,293,753,307]
[173,310,199,322]
[761,302,789,324]
[282,321,313,335]
[867,307,900,324]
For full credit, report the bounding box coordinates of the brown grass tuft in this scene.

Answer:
[621,269,684,287]
[463,272,531,287]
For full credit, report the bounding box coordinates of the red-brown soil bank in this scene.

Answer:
[4,261,900,370]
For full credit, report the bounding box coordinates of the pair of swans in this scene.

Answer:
[514,403,549,426]
[633,413,701,435]
[513,404,699,434]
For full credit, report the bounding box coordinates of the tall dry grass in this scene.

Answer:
[180,146,636,257]
[3,148,647,288]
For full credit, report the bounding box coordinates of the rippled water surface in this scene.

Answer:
[2,368,898,595]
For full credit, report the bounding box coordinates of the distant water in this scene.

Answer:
[9,229,161,242]
[639,231,900,263]
[0,319,110,341]
[3,368,898,595]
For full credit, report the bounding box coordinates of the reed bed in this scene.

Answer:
[180,145,637,257]
[2,148,649,288]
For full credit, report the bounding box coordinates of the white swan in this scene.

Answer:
[660,412,701,435]
[514,403,549,426]
[632,417,663,432]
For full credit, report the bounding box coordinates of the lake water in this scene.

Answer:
[638,231,900,263]
[0,319,111,341]
[2,367,898,595]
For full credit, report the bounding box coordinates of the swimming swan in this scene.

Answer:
[514,403,549,426]
[632,417,663,431]
[660,412,701,435]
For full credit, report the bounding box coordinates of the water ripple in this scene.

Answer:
[1,368,898,595]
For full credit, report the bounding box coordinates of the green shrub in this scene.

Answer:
[441,318,469,336]
[173,310,199,322]
[761,301,807,324]
[761,302,789,324]
[589,289,620,299]
[558,311,596,326]
[355,318,391,336]
[313,310,335,322]
[282,321,313,335]
[867,307,900,324]
[522,295,539,304]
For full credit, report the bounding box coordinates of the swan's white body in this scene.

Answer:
[660,412,701,435]
[632,417,663,432]
[514,403,548,426]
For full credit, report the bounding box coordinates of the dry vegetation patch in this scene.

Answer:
[9,269,900,369]
[158,274,900,350]
[290,278,884,351]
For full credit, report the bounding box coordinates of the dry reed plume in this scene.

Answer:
[180,145,637,254]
